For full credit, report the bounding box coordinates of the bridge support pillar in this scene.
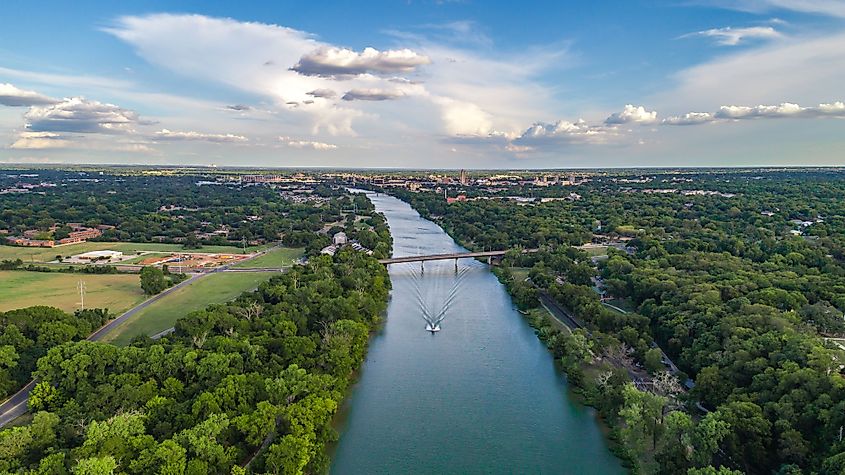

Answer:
[487,256,492,265]
[454,258,458,273]
[421,260,424,274]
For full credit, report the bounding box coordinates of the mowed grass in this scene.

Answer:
[0,242,272,263]
[0,271,145,314]
[102,271,278,346]
[232,247,304,268]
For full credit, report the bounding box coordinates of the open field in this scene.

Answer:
[0,271,145,314]
[232,247,304,268]
[0,242,272,263]
[510,266,532,282]
[102,271,278,346]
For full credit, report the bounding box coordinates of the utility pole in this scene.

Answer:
[77,280,86,311]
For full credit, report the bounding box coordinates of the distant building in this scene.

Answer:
[5,236,54,247]
[77,250,123,260]
[447,194,467,204]
[459,169,469,186]
[333,232,348,245]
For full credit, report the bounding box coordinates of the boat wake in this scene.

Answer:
[409,260,471,334]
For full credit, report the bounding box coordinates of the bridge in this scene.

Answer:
[378,249,536,265]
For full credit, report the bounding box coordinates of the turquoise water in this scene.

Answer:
[331,191,624,474]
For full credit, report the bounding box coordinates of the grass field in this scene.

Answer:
[510,267,532,282]
[0,271,145,314]
[102,271,278,346]
[0,241,272,263]
[232,247,304,268]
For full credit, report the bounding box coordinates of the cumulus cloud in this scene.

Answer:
[682,26,783,46]
[154,129,248,143]
[291,46,430,78]
[661,112,715,125]
[24,97,140,134]
[105,14,567,142]
[341,88,406,101]
[281,137,337,150]
[515,119,615,145]
[10,132,68,149]
[663,101,845,124]
[0,83,58,107]
[605,104,658,125]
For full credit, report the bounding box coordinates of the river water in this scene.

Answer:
[331,191,624,474]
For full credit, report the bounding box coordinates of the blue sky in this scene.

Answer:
[1,0,844,168]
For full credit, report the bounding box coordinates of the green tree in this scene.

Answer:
[140,266,169,295]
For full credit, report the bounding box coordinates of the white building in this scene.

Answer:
[333,232,348,245]
[77,250,123,260]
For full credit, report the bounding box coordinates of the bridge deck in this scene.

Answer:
[378,249,535,265]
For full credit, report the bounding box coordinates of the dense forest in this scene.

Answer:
[0,170,347,248]
[0,307,110,401]
[391,169,845,474]
[0,250,390,474]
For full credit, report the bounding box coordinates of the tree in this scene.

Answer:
[619,383,667,463]
[644,347,664,374]
[265,435,311,475]
[28,382,58,412]
[140,266,169,295]
[72,456,117,475]
[713,401,772,473]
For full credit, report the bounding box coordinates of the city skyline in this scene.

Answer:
[1,0,844,168]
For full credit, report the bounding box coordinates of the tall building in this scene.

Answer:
[459,169,469,186]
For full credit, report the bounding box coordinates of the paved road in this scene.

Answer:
[0,381,36,428]
[0,244,283,428]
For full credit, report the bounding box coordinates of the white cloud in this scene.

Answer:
[24,97,140,134]
[663,101,845,124]
[10,132,68,149]
[291,46,430,78]
[605,104,658,125]
[104,14,567,143]
[714,0,845,18]
[682,26,783,46]
[662,112,715,125]
[0,83,58,107]
[655,31,845,110]
[10,131,153,152]
[515,119,615,145]
[281,138,337,150]
[154,129,248,143]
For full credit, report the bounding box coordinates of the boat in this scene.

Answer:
[425,323,441,333]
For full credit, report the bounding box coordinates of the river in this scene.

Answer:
[331,191,624,474]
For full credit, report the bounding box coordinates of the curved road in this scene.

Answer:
[0,245,282,428]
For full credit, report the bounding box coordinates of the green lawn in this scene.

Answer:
[102,271,278,346]
[603,297,636,314]
[0,241,272,263]
[510,266,532,282]
[580,245,609,257]
[0,271,145,314]
[232,247,304,268]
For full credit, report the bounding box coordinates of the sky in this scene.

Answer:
[0,0,844,169]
